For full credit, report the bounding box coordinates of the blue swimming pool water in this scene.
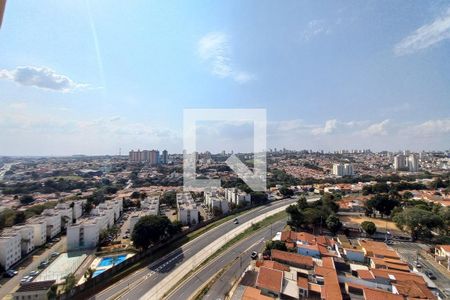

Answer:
[97,254,127,268]
[92,269,106,278]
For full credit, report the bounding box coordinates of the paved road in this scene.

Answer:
[0,236,66,300]
[93,197,312,300]
[393,241,450,297]
[167,219,285,300]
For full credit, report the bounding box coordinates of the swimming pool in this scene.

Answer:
[92,269,106,278]
[97,254,127,268]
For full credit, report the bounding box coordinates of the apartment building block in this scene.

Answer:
[27,217,47,247]
[66,217,101,251]
[41,209,61,239]
[0,231,21,270]
[12,225,35,255]
[177,192,199,225]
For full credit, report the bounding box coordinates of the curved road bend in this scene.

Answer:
[94,197,314,300]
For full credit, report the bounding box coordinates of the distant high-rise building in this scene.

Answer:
[333,163,353,177]
[343,163,354,176]
[408,154,419,172]
[393,154,406,171]
[161,150,168,164]
[129,149,160,165]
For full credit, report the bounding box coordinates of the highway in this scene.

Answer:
[167,219,286,300]
[93,196,313,300]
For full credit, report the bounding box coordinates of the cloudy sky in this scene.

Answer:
[0,1,449,155]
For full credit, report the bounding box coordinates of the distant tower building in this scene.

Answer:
[393,154,406,170]
[129,149,160,164]
[343,163,354,176]
[332,163,344,176]
[408,154,419,172]
[333,163,353,176]
[161,150,168,164]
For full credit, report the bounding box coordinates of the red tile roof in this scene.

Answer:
[256,267,283,293]
[363,288,404,300]
[242,286,274,300]
[271,249,314,268]
[256,260,290,272]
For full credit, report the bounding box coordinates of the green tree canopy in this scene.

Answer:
[131,215,180,250]
[393,207,444,241]
[361,221,377,235]
[326,214,342,234]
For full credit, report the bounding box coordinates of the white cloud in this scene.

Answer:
[413,119,450,136]
[0,66,88,92]
[312,119,338,135]
[361,119,390,136]
[394,8,450,56]
[198,32,254,83]
[301,19,331,41]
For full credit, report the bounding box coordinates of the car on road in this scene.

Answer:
[385,240,394,245]
[414,261,422,268]
[4,269,18,278]
[51,252,59,257]
[234,218,239,224]
[29,270,40,277]
[251,251,258,259]
[425,270,436,280]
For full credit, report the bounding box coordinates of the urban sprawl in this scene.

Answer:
[0,148,449,300]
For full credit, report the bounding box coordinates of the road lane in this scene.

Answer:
[94,197,315,300]
[167,220,286,300]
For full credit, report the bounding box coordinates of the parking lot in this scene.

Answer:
[0,236,66,299]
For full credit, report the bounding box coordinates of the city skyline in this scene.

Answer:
[0,1,450,155]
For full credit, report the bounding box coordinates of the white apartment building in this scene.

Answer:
[393,154,406,170]
[55,203,73,227]
[332,163,353,177]
[129,213,141,233]
[67,217,100,251]
[141,196,160,215]
[41,209,61,239]
[225,188,251,206]
[408,154,419,172]
[177,192,199,225]
[204,190,229,214]
[72,200,83,220]
[93,204,115,228]
[0,232,21,270]
[27,218,47,247]
[12,225,35,255]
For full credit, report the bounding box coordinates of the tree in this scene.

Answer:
[14,211,26,224]
[63,273,76,293]
[361,221,377,235]
[161,191,177,208]
[265,240,287,252]
[131,215,175,250]
[402,191,414,200]
[326,214,342,234]
[84,268,94,280]
[19,195,35,205]
[393,207,444,241]
[279,186,294,197]
[286,204,304,230]
[130,191,141,199]
[365,194,400,218]
[47,284,58,300]
[297,196,308,210]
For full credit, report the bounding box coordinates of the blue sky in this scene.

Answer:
[0,1,449,155]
